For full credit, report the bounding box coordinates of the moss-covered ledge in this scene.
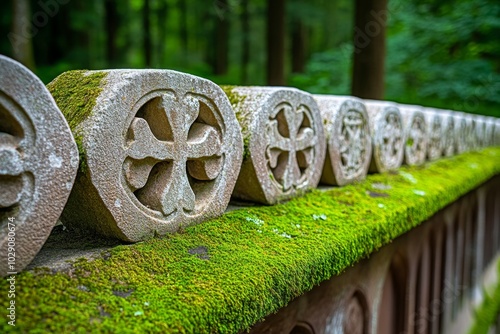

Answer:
[2,148,500,333]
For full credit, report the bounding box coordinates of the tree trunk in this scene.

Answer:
[143,0,152,67]
[213,0,229,75]
[266,0,286,86]
[241,0,250,84]
[351,0,388,100]
[291,19,307,73]
[10,0,35,70]
[105,0,119,66]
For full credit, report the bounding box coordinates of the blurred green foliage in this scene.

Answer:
[0,0,499,116]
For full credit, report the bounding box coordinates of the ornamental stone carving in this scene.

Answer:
[49,70,242,242]
[314,95,372,186]
[223,86,325,204]
[398,105,428,166]
[364,100,404,173]
[453,112,468,154]
[422,109,444,160]
[0,55,78,275]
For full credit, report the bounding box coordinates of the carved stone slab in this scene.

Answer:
[422,109,444,160]
[49,70,243,242]
[484,117,495,147]
[464,114,477,151]
[314,95,371,186]
[438,109,456,157]
[0,56,78,275]
[453,112,468,154]
[364,100,404,173]
[398,104,428,166]
[223,86,326,204]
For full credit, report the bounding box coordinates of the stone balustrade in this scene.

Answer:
[1,54,500,275]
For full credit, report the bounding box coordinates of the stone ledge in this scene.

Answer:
[2,148,500,333]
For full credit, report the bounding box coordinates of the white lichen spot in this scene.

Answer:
[115,198,121,208]
[144,302,149,307]
[378,203,385,208]
[49,153,62,168]
[246,216,264,226]
[372,183,392,190]
[134,311,143,316]
[312,214,327,221]
[400,171,417,184]
[413,189,426,196]
[295,224,301,229]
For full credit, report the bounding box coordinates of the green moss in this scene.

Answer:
[220,85,251,160]
[407,138,414,147]
[2,148,500,333]
[47,70,108,172]
[469,259,500,334]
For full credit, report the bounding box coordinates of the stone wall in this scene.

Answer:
[1,55,500,276]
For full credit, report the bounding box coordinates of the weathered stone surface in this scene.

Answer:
[314,95,371,186]
[364,100,404,173]
[464,114,477,151]
[223,86,326,204]
[422,108,444,160]
[484,117,496,147]
[49,70,242,242]
[398,104,428,166]
[438,109,456,157]
[0,55,79,275]
[453,112,468,154]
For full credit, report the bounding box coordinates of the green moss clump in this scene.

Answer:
[469,259,500,334]
[47,70,108,172]
[1,149,500,333]
[220,85,251,160]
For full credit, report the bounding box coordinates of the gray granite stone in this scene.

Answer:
[398,104,428,166]
[314,95,372,186]
[422,108,444,160]
[364,100,404,173]
[223,86,326,204]
[52,70,243,242]
[438,109,456,157]
[453,112,468,154]
[0,55,78,276]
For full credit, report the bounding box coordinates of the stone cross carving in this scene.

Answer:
[49,70,242,242]
[223,87,325,205]
[0,55,78,276]
[398,105,428,166]
[314,95,372,186]
[422,110,444,160]
[364,101,404,173]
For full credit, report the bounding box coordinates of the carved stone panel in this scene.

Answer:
[422,109,444,160]
[0,56,79,275]
[454,112,468,154]
[49,70,243,242]
[364,100,404,173]
[398,104,428,166]
[464,114,477,151]
[223,86,326,205]
[439,109,456,157]
[314,95,372,186]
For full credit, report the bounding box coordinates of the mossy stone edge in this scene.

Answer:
[47,70,108,173]
[2,148,500,333]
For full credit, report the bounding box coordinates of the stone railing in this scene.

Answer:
[1,55,500,333]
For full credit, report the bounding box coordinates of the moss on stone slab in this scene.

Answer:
[47,70,108,172]
[220,85,251,160]
[2,148,500,333]
[469,259,500,334]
